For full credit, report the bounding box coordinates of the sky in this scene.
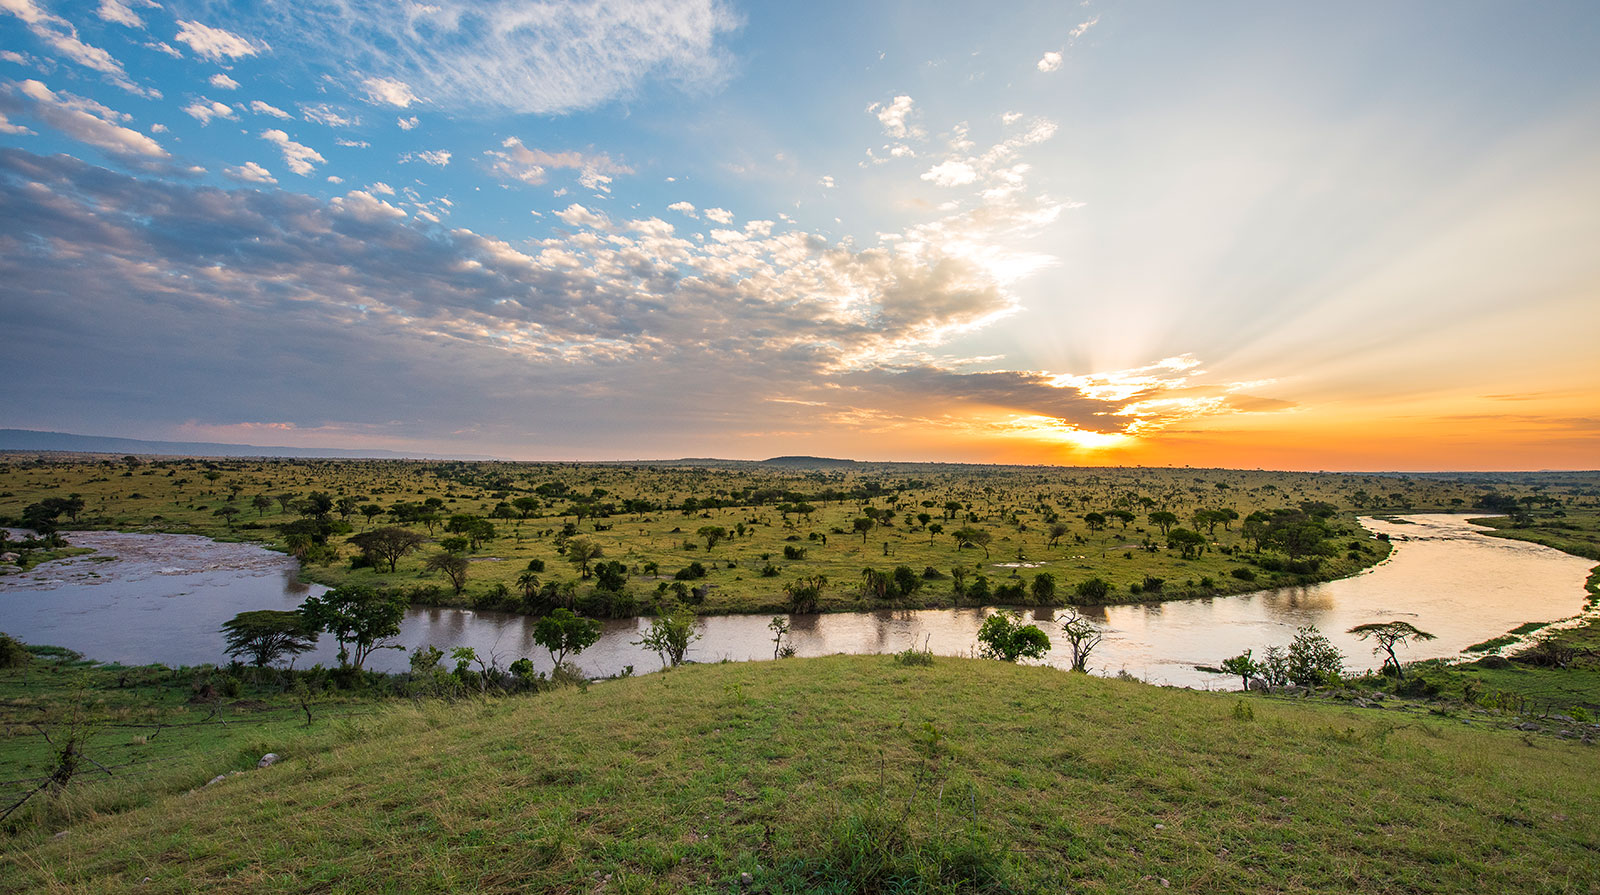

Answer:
[1,0,1597,470]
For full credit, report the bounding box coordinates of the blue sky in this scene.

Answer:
[2,1,1597,467]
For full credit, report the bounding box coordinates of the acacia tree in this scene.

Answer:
[1347,621,1436,680]
[634,605,701,668]
[565,538,603,578]
[697,525,727,551]
[1221,650,1261,690]
[298,585,407,670]
[349,527,426,572]
[424,552,469,593]
[953,527,992,559]
[220,610,318,667]
[1057,609,1103,672]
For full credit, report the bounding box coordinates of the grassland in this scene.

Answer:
[1,653,1597,894]
[10,458,1595,618]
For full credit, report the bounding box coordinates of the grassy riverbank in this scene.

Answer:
[4,653,1599,894]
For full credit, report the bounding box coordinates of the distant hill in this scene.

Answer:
[761,455,859,468]
[0,429,492,461]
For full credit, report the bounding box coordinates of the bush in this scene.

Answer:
[1230,567,1257,582]
[976,611,1050,662]
[673,561,708,581]
[0,633,31,668]
[1074,577,1111,602]
[1286,625,1344,688]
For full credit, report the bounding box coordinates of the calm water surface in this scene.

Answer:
[1,515,1591,688]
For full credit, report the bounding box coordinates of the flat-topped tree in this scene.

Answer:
[1348,621,1436,680]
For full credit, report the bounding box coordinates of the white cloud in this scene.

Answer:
[97,0,155,28]
[223,161,276,184]
[362,76,417,107]
[330,189,406,221]
[1,0,156,96]
[402,149,451,167]
[668,201,696,217]
[818,175,835,189]
[149,122,166,133]
[0,111,33,134]
[868,94,921,139]
[260,128,324,175]
[300,104,356,127]
[368,181,394,195]
[147,41,181,58]
[1,79,167,159]
[209,73,240,90]
[921,160,978,187]
[1036,51,1062,72]
[175,20,269,61]
[1070,16,1099,41]
[555,203,611,230]
[249,100,290,119]
[227,0,738,115]
[1001,111,1022,125]
[334,137,370,148]
[397,115,419,130]
[482,137,632,189]
[326,175,342,183]
[182,98,236,125]
[704,207,733,224]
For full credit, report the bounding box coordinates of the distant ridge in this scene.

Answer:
[761,455,859,468]
[0,429,492,461]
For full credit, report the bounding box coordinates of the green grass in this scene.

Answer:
[3,655,1598,893]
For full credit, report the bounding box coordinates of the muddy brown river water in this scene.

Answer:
[1,515,1592,687]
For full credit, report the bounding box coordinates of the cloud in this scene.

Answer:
[1,0,156,96]
[867,94,921,139]
[174,20,269,61]
[704,207,732,224]
[259,128,324,175]
[818,175,835,189]
[0,111,33,134]
[97,0,156,29]
[230,0,738,115]
[397,115,418,130]
[668,201,696,216]
[921,160,977,187]
[0,79,167,160]
[1036,51,1062,72]
[330,189,407,221]
[1070,16,1099,41]
[402,149,451,167]
[482,137,633,192]
[362,76,418,107]
[334,137,369,148]
[208,73,240,90]
[300,104,356,127]
[249,100,290,119]
[367,181,394,195]
[222,161,276,184]
[182,98,237,125]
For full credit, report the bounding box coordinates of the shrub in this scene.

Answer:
[1230,567,1257,582]
[1286,625,1344,688]
[976,611,1050,662]
[1074,577,1111,602]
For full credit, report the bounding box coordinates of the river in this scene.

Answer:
[0,515,1592,687]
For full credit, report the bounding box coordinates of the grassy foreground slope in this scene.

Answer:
[5,657,1597,894]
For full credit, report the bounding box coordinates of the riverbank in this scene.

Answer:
[4,652,1597,893]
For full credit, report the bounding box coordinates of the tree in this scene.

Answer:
[1148,511,1178,535]
[359,504,385,527]
[976,611,1051,662]
[768,616,793,659]
[1347,621,1436,680]
[1046,523,1069,548]
[1083,512,1107,532]
[299,585,407,670]
[1285,625,1343,689]
[1220,650,1261,691]
[1074,577,1111,602]
[349,527,426,572]
[512,496,540,519]
[220,610,318,667]
[697,525,727,550]
[335,496,360,520]
[251,494,272,516]
[1166,527,1207,558]
[953,527,992,559]
[212,506,240,529]
[424,552,470,593]
[566,537,603,578]
[1057,609,1103,672]
[533,609,601,667]
[1030,572,1056,603]
[634,605,701,668]
[852,517,875,543]
[784,574,827,613]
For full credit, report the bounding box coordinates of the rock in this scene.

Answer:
[0,552,19,563]
[257,753,279,768]
[1516,722,1541,732]
[739,871,754,886]
[206,774,227,786]
[52,830,69,840]
[1153,823,1165,831]
[1247,679,1269,692]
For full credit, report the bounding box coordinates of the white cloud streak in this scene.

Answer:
[1,0,157,96]
[174,20,269,61]
[260,128,324,175]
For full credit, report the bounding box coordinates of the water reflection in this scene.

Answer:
[0,516,1592,688]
